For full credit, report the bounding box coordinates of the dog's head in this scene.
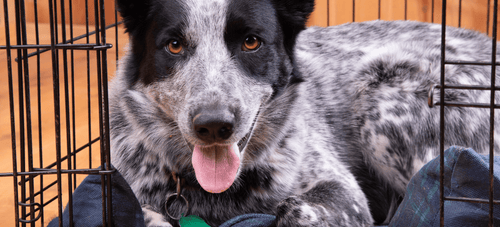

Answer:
[115,0,314,193]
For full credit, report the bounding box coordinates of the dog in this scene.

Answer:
[109,0,500,226]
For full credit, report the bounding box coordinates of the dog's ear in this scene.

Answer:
[116,0,152,34]
[272,0,315,56]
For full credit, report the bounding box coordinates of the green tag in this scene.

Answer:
[179,215,211,227]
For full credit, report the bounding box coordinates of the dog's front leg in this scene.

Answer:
[275,181,373,227]
[142,205,173,227]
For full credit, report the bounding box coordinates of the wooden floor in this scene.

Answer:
[0,22,129,226]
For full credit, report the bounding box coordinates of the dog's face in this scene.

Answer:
[116,0,313,193]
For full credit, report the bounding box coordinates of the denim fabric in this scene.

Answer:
[48,146,500,227]
[389,146,500,227]
[219,213,276,227]
[47,166,145,227]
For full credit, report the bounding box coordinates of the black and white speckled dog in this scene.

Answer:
[109,0,500,226]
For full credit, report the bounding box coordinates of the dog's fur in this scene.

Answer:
[109,0,500,226]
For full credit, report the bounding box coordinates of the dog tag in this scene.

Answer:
[179,215,211,227]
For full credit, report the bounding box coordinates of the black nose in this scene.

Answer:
[193,110,235,144]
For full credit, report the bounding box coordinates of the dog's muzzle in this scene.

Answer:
[186,107,259,152]
[184,108,259,193]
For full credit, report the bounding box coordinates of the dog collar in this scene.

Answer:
[165,172,211,227]
[165,172,189,220]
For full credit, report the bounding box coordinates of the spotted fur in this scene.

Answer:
[110,0,500,226]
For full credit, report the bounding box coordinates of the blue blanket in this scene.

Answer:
[47,167,145,227]
[49,147,500,226]
[389,146,500,227]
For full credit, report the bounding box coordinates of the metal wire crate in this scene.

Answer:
[431,1,499,226]
[1,0,123,226]
[0,0,498,226]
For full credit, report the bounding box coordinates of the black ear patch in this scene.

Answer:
[116,0,152,35]
[271,0,315,57]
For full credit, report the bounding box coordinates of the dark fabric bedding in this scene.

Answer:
[388,146,500,227]
[47,167,145,227]
[48,147,500,226]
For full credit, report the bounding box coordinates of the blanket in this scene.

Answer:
[48,146,500,226]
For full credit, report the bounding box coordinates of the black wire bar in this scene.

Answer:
[33,0,44,224]
[25,196,58,218]
[0,43,113,50]
[6,21,123,62]
[488,1,498,226]
[12,137,100,184]
[439,2,447,225]
[0,169,116,177]
[3,0,21,226]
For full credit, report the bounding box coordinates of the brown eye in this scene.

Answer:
[167,40,183,54]
[242,36,261,51]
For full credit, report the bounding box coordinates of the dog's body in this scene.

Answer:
[110,0,500,226]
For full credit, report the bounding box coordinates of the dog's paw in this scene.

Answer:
[275,196,371,227]
[275,196,327,227]
[142,205,173,227]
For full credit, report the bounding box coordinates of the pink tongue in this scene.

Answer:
[192,144,240,193]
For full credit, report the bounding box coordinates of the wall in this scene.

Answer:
[2,0,120,27]
[308,0,500,36]
[2,0,498,36]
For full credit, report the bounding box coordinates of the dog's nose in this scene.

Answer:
[193,110,235,143]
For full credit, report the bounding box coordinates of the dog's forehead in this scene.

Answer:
[184,0,228,15]
[182,0,228,41]
[180,0,276,42]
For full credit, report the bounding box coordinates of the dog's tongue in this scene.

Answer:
[192,143,240,193]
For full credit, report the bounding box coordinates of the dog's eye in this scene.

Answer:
[166,39,183,54]
[242,36,261,51]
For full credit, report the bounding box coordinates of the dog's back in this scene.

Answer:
[295,20,500,223]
